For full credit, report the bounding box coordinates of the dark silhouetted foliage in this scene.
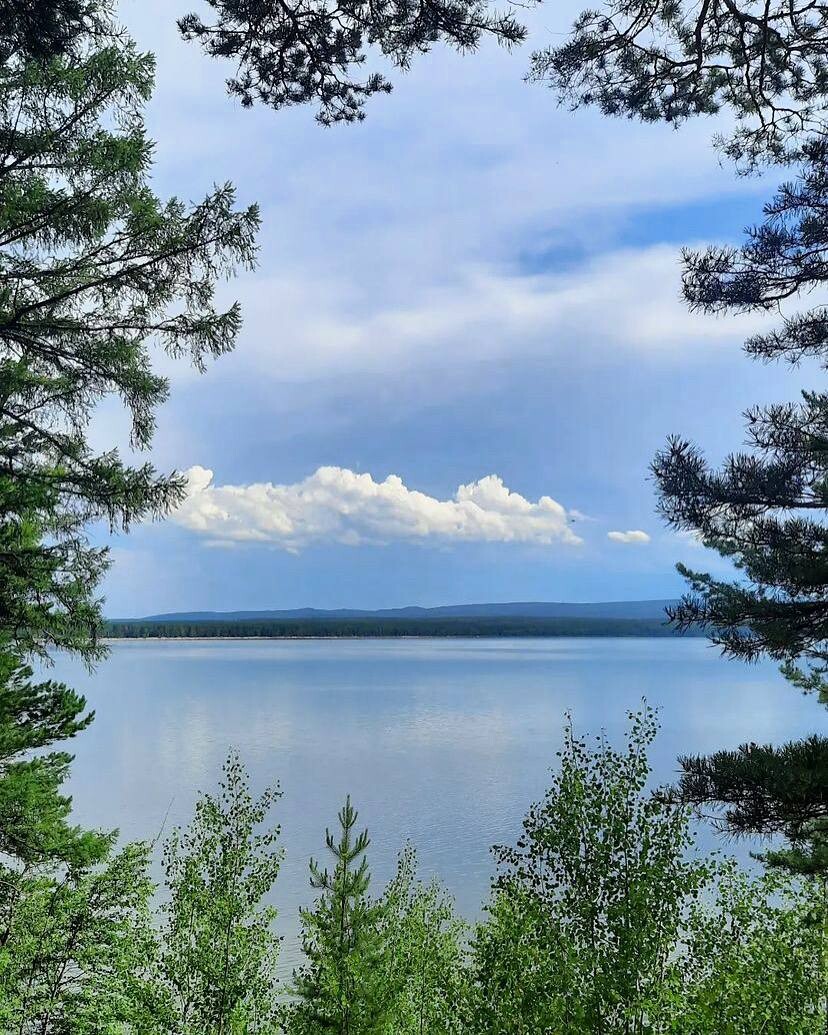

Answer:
[531,0,828,168]
[179,0,526,124]
[674,736,828,873]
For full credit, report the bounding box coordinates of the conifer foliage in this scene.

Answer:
[652,137,828,870]
[0,0,259,883]
[675,735,828,874]
[0,0,95,64]
[0,653,99,868]
[0,23,258,661]
[655,147,828,700]
[0,0,259,1021]
[289,796,390,1034]
[530,0,828,168]
[536,0,828,873]
[178,0,526,125]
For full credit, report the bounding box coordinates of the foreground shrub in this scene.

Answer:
[158,751,283,1033]
[0,842,161,1033]
[1,714,825,1033]
[661,864,826,1033]
[466,708,827,1033]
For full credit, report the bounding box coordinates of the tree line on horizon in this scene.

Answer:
[104,615,703,639]
[1,0,828,1029]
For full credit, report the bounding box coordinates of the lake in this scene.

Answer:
[53,637,822,967]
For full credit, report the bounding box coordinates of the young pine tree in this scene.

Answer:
[289,797,389,1035]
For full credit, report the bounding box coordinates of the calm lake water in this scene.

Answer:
[52,637,822,966]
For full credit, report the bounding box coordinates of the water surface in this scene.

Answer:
[53,637,822,965]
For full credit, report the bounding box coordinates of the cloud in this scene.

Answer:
[124,1,769,393]
[607,530,651,544]
[173,466,583,551]
[196,244,766,387]
[675,529,705,548]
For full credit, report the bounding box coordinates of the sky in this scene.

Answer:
[98,0,809,616]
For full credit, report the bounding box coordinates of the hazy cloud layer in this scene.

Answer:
[126,0,769,392]
[191,244,766,387]
[607,530,651,544]
[174,466,583,550]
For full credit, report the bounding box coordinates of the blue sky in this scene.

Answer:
[99,0,807,616]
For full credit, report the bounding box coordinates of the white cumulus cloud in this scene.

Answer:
[173,466,583,551]
[607,530,651,545]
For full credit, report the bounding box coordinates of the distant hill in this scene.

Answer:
[116,599,677,623]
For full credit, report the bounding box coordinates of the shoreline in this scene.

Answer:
[102,632,694,643]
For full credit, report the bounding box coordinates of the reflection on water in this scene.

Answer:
[52,637,823,968]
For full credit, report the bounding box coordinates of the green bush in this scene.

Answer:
[2,714,825,1033]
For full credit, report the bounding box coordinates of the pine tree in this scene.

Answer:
[675,736,828,875]
[0,20,258,660]
[289,797,389,1035]
[0,0,258,877]
[0,0,96,64]
[535,0,828,873]
[0,3,259,1021]
[0,652,101,868]
[178,0,526,125]
[654,145,828,698]
[650,149,828,871]
[530,0,828,169]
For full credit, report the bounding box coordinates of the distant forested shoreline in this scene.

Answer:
[104,616,704,639]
